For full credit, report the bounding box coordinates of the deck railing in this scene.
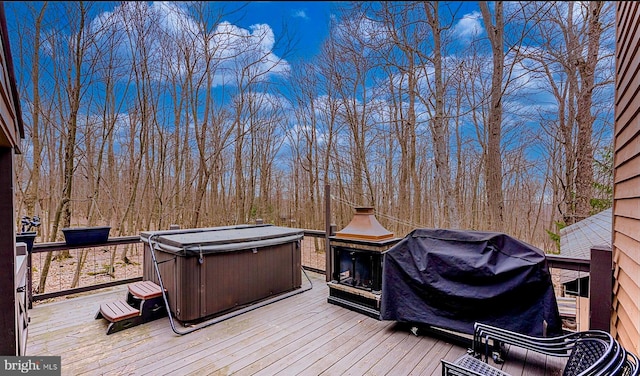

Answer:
[30,236,143,303]
[25,231,611,333]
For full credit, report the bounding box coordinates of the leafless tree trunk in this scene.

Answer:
[374,2,420,228]
[288,62,321,228]
[40,2,93,292]
[316,41,341,228]
[423,1,458,228]
[479,1,505,232]
[323,12,378,208]
[523,1,613,229]
[21,3,47,221]
[574,1,604,222]
[11,2,49,293]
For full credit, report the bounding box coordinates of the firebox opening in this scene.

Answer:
[338,250,373,291]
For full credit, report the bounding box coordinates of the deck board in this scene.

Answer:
[233,311,364,375]
[501,345,528,376]
[27,271,565,375]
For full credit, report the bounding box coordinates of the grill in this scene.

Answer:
[327,207,400,318]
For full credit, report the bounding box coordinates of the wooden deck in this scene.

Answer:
[27,271,565,375]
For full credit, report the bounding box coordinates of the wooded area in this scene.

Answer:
[8,1,614,290]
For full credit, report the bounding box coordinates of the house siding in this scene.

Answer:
[0,2,24,356]
[0,5,20,150]
[614,1,640,355]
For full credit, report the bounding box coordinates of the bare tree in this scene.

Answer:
[10,1,617,265]
[422,1,459,228]
[287,61,322,228]
[574,1,605,222]
[18,3,48,223]
[523,1,614,228]
[35,2,97,292]
[226,21,293,224]
[479,1,505,231]
[325,10,384,210]
[366,2,422,228]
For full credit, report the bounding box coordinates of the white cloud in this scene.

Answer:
[208,21,290,86]
[90,2,289,86]
[292,10,308,20]
[150,2,197,36]
[452,11,483,40]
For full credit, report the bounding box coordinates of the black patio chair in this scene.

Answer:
[441,322,627,376]
[621,350,640,376]
[441,356,509,376]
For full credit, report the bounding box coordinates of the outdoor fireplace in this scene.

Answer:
[327,207,400,318]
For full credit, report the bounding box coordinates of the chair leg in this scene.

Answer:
[492,350,505,364]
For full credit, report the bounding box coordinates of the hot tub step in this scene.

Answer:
[95,281,168,335]
[128,280,163,300]
[98,300,140,322]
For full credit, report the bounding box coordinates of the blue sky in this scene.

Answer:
[219,2,482,61]
[220,1,335,60]
[1,1,617,207]
[4,1,613,157]
[4,2,486,82]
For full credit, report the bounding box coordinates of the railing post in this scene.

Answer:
[589,245,612,332]
[27,247,32,308]
[325,184,332,282]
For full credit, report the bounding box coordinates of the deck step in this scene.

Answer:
[95,281,168,334]
[99,300,140,322]
[128,280,163,300]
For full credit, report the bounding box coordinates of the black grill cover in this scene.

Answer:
[380,228,562,337]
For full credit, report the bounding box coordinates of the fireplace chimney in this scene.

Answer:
[335,207,394,241]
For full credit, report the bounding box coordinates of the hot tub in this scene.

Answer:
[140,224,304,324]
